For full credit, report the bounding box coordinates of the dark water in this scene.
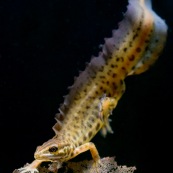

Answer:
[0,0,172,172]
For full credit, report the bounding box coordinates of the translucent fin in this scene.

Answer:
[53,118,63,134]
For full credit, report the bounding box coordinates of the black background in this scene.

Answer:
[0,0,172,172]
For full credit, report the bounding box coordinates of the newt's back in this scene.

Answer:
[53,0,167,145]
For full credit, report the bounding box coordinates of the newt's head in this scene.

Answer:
[34,137,73,162]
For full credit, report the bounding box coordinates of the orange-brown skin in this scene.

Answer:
[17,0,167,172]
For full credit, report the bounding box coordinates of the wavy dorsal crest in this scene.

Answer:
[52,0,167,134]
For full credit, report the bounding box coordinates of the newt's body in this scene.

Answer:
[17,0,167,172]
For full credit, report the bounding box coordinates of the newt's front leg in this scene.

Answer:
[71,142,101,172]
[71,142,100,161]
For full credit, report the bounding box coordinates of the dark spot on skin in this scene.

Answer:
[129,55,135,61]
[137,27,141,31]
[107,70,112,76]
[95,91,99,95]
[133,34,138,40]
[116,57,120,61]
[78,141,82,146]
[73,124,79,128]
[111,64,115,68]
[107,81,109,84]
[129,41,133,47]
[103,90,106,93]
[74,97,78,101]
[136,47,141,53]
[49,146,58,153]
[108,93,111,97]
[83,136,87,141]
[132,66,135,70]
[101,80,105,84]
[100,75,105,78]
[96,123,100,131]
[74,116,79,122]
[99,66,104,72]
[112,73,117,78]
[120,80,123,85]
[121,67,126,70]
[91,75,96,80]
[83,89,87,93]
[88,131,93,138]
[112,82,117,90]
[86,106,90,109]
[123,48,127,52]
[100,86,103,90]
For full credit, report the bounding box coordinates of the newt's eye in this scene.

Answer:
[49,146,58,153]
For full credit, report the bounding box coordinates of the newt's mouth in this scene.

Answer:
[34,153,62,161]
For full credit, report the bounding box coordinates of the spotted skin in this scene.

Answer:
[16,0,167,172]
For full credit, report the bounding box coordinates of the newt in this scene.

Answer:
[16,0,167,172]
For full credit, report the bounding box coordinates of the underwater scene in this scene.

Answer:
[0,0,172,172]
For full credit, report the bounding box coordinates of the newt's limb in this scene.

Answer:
[71,142,100,161]
[71,142,103,172]
[99,94,120,137]
[17,160,42,173]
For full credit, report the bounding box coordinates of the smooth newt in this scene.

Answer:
[16,0,167,172]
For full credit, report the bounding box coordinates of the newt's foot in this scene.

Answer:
[16,166,39,173]
[14,160,42,173]
[93,159,106,173]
